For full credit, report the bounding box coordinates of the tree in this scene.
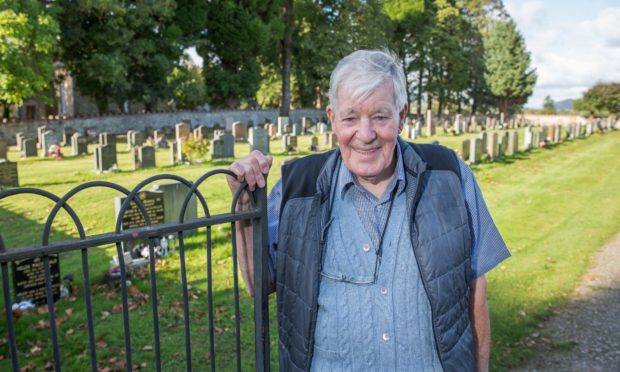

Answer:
[57,0,182,113]
[0,0,58,115]
[541,95,556,114]
[578,83,620,115]
[167,60,206,110]
[483,18,537,115]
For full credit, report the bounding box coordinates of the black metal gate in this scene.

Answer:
[0,170,271,371]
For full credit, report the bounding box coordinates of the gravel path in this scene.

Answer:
[513,231,620,371]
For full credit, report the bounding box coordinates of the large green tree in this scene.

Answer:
[573,82,620,115]
[57,0,182,113]
[0,0,58,114]
[484,18,537,114]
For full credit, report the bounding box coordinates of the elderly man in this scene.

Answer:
[227,50,510,372]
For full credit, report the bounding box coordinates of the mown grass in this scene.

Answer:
[0,128,618,371]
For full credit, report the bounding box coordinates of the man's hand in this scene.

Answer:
[227,150,273,211]
[226,150,272,296]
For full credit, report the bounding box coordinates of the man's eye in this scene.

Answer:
[375,116,389,121]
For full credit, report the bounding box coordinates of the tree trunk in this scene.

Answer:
[401,55,410,110]
[279,0,294,117]
[416,67,423,116]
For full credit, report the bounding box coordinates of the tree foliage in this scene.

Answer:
[541,95,556,114]
[0,0,58,106]
[483,18,537,114]
[574,83,620,115]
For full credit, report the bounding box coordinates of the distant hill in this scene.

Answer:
[555,99,575,111]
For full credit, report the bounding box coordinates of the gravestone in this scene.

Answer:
[99,132,115,147]
[210,138,224,160]
[500,112,505,126]
[114,190,165,253]
[277,116,289,135]
[12,255,60,306]
[232,122,247,141]
[249,127,269,154]
[127,130,137,150]
[282,134,296,152]
[554,125,561,142]
[454,115,462,135]
[541,126,549,143]
[37,126,47,149]
[586,122,593,136]
[170,141,181,164]
[318,123,328,134]
[524,126,533,150]
[425,110,435,136]
[151,183,198,234]
[405,125,414,140]
[132,146,156,169]
[219,131,235,158]
[301,117,311,130]
[176,122,191,142]
[283,124,291,134]
[327,132,338,149]
[310,136,319,151]
[547,126,555,142]
[485,117,492,130]
[41,130,62,158]
[0,159,19,187]
[0,139,7,159]
[71,133,88,156]
[478,131,488,154]
[16,132,24,151]
[470,138,483,164]
[507,131,519,156]
[292,123,302,136]
[267,123,277,138]
[498,132,509,156]
[487,132,498,160]
[22,139,37,157]
[460,139,471,161]
[94,145,117,172]
[62,127,76,146]
[131,131,145,148]
[193,125,208,141]
[534,131,542,148]
[470,115,477,132]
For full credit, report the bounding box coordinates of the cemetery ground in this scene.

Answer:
[0,129,619,370]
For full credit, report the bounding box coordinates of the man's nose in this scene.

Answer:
[356,117,376,143]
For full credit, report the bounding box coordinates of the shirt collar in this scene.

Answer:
[338,142,406,201]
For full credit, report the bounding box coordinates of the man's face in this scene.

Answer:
[327,81,406,184]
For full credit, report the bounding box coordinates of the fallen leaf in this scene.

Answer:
[65,308,73,316]
[35,319,50,329]
[100,311,110,320]
[44,361,54,371]
[214,326,223,335]
[20,361,34,372]
[66,328,74,336]
[30,345,42,356]
[111,304,123,314]
[37,306,49,315]
[55,316,68,326]
[142,345,153,351]
[96,338,107,348]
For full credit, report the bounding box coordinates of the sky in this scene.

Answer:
[504,0,620,108]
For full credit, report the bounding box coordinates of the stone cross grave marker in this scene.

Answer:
[12,255,60,306]
[114,190,165,253]
[71,133,88,156]
[94,145,117,172]
[0,159,19,187]
[22,139,37,158]
[249,127,269,154]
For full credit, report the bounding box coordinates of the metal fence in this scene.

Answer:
[0,170,271,371]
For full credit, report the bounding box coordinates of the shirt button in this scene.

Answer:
[382,332,391,342]
[362,243,370,252]
[380,287,388,295]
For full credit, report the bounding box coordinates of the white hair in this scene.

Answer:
[328,49,407,113]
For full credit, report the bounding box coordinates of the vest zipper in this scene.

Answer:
[408,167,448,372]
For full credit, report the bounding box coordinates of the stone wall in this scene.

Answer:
[0,109,326,145]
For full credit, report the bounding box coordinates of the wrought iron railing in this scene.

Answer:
[0,170,270,371]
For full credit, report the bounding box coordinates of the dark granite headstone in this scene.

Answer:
[94,145,117,172]
[99,132,116,147]
[0,159,19,187]
[114,190,165,252]
[22,139,37,157]
[152,183,197,235]
[12,255,60,306]
[132,146,156,169]
[62,127,76,146]
[210,138,224,160]
[71,133,88,155]
[0,139,7,159]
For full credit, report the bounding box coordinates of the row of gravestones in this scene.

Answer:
[458,122,600,164]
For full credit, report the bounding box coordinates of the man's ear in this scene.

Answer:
[326,105,336,128]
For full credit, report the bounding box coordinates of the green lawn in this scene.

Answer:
[1,129,619,370]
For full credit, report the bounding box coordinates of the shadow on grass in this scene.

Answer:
[0,207,277,371]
